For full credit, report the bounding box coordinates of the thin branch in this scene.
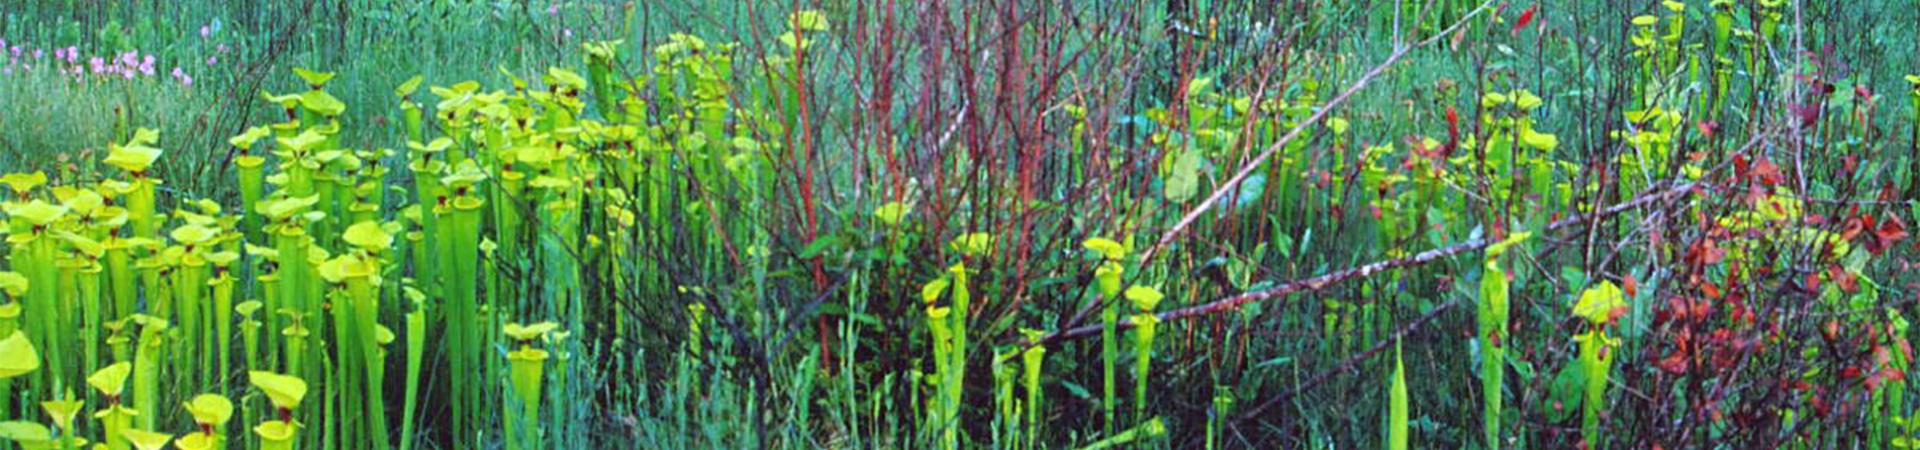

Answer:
[1041,0,1498,340]
[1226,294,1462,432]
[1018,178,1700,351]
[1135,0,1496,266]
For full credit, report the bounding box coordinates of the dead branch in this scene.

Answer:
[1020,178,1700,350]
[1135,0,1496,266]
[1226,294,1462,432]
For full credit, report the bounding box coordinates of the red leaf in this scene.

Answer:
[1695,120,1718,138]
[1663,296,1687,322]
[1608,305,1630,323]
[1790,103,1823,127]
[1751,157,1783,186]
[1444,106,1461,157]
[1512,4,1538,34]
[1841,214,1868,242]
[1703,241,1726,264]
[1688,297,1711,322]
[1701,282,1722,299]
[1658,351,1690,374]
[1830,265,1859,293]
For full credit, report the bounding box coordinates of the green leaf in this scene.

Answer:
[395,75,424,98]
[1234,174,1266,210]
[788,10,828,32]
[1252,356,1292,368]
[275,129,328,154]
[873,202,908,226]
[1082,237,1130,260]
[1506,355,1535,382]
[846,312,882,326]
[291,67,335,87]
[87,362,132,396]
[120,428,173,450]
[300,90,347,116]
[343,221,395,252]
[5,200,68,226]
[1479,260,1510,449]
[544,68,587,90]
[0,172,47,194]
[1546,365,1586,423]
[249,371,309,410]
[1389,344,1410,450]
[799,234,840,259]
[920,277,951,304]
[1573,281,1625,325]
[105,138,164,173]
[0,331,39,378]
[1164,150,1203,202]
[1060,380,1093,400]
[949,232,993,256]
[1521,128,1558,151]
[1125,285,1165,312]
[228,126,272,150]
[0,421,50,442]
[1512,90,1543,111]
[1485,231,1531,260]
[183,394,234,426]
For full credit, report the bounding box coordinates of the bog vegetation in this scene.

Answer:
[0,0,1918,448]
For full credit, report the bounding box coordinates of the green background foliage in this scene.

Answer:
[0,0,1917,448]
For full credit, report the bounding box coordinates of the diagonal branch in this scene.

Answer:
[1052,0,1496,335]
[1021,179,1700,350]
[1134,0,1496,266]
[1227,294,1463,428]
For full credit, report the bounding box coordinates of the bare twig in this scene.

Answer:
[1016,178,1699,351]
[1040,1,1497,340]
[1135,0,1496,266]
[1226,294,1462,431]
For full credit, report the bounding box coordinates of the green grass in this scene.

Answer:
[0,1,1918,449]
